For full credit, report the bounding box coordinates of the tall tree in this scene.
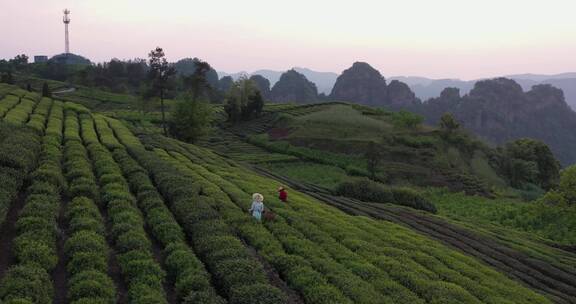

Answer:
[503,138,560,190]
[168,58,214,143]
[147,47,176,136]
[224,77,263,123]
[439,112,460,132]
[182,59,212,101]
[168,94,213,143]
[0,71,14,84]
[439,112,460,140]
[10,54,28,66]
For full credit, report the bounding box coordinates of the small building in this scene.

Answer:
[34,56,48,63]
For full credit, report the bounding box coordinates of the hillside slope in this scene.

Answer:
[0,83,571,303]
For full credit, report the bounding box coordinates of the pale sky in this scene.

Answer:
[1,0,575,80]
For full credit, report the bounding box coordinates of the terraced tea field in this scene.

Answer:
[0,83,574,303]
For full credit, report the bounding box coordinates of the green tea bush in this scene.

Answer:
[229,283,287,304]
[4,99,36,125]
[94,115,122,149]
[18,196,58,218]
[0,265,52,304]
[67,271,115,303]
[127,146,284,302]
[49,107,114,303]
[31,166,66,190]
[67,252,108,275]
[68,217,105,236]
[80,115,168,304]
[66,198,100,218]
[116,230,150,252]
[108,146,223,302]
[0,126,62,303]
[0,95,21,117]
[0,126,40,172]
[12,238,57,270]
[68,181,99,201]
[335,179,437,213]
[65,231,107,256]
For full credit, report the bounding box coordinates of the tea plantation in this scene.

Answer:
[0,82,574,304]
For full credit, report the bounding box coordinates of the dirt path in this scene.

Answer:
[102,207,128,304]
[146,225,177,304]
[52,198,69,304]
[0,190,27,280]
[253,167,576,304]
[52,87,76,95]
[243,240,305,304]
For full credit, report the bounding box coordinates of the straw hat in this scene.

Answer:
[252,193,264,202]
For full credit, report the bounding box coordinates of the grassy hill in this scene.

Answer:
[0,82,574,303]
[201,102,511,196]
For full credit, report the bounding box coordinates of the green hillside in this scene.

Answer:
[0,82,574,304]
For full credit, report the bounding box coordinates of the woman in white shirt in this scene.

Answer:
[249,193,265,221]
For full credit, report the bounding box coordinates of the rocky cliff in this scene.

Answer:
[330,62,387,106]
[421,79,576,165]
[250,74,271,100]
[270,69,318,103]
[330,62,419,109]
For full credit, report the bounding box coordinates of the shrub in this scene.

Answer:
[0,265,53,304]
[19,198,58,218]
[181,290,226,304]
[229,283,287,304]
[99,173,125,185]
[12,238,57,270]
[107,200,134,217]
[559,165,576,204]
[175,272,210,299]
[68,271,115,303]
[120,258,165,286]
[67,252,108,275]
[69,182,99,201]
[136,191,164,211]
[14,217,54,237]
[150,222,184,244]
[66,197,101,221]
[212,258,267,293]
[115,231,151,253]
[31,168,65,190]
[68,217,105,236]
[4,299,34,304]
[100,183,134,203]
[65,231,107,256]
[335,179,437,213]
[126,282,167,304]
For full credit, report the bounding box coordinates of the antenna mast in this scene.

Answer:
[63,9,71,54]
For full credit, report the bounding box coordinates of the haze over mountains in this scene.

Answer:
[219,69,576,110]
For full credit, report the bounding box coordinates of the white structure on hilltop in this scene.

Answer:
[63,9,71,54]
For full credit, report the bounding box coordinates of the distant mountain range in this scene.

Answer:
[218,68,338,95]
[389,75,576,111]
[218,69,576,110]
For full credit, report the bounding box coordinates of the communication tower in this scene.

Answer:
[63,9,71,54]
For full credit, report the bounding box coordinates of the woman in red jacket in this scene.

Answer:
[278,186,288,202]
